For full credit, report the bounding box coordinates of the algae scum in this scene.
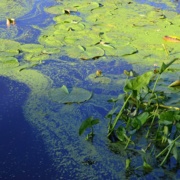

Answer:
[0,0,180,179]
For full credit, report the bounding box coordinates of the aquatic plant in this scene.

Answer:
[79,58,180,171]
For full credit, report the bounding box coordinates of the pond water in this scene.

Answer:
[0,0,180,179]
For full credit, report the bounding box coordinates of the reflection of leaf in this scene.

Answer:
[49,85,92,103]
[79,117,99,136]
[169,80,180,87]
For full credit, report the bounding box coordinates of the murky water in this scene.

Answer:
[0,0,179,179]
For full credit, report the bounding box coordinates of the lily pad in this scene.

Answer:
[87,74,111,84]
[0,39,20,53]
[0,56,19,68]
[20,44,44,53]
[24,53,49,62]
[49,85,92,103]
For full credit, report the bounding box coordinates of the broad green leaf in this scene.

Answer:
[116,126,127,141]
[160,111,180,124]
[131,112,149,130]
[49,85,92,103]
[124,71,153,93]
[54,14,82,23]
[0,39,20,52]
[80,46,104,60]
[159,58,179,74]
[24,53,49,61]
[0,56,19,68]
[79,117,99,136]
[20,44,44,53]
[87,73,111,84]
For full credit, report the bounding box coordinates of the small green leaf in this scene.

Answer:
[124,71,153,93]
[131,112,149,130]
[159,58,179,74]
[125,159,131,169]
[79,117,99,136]
[143,160,153,173]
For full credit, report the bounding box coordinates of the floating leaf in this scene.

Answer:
[54,14,82,23]
[0,56,19,68]
[0,39,20,53]
[163,36,180,42]
[80,46,104,60]
[20,44,44,53]
[49,85,92,103]
[87,73,111,84]
[24,53,49,61]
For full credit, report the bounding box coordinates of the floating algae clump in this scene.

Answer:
[0,0,34,21]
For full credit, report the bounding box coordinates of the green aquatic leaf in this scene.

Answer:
[0,56,19,68]
[131,112,149,130]
[79,117,99,136]
[80,46,104,60]
[87,74,111,84]
[20,44,44,53]
[49,85,92,103]
[53,14,82,23]
[24,53,49,61]
[124,71,154,93]
[159,58,179,74]
[0,39,20,53]
[160,111,180,124]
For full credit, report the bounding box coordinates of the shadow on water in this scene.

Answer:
[0,76,55,180]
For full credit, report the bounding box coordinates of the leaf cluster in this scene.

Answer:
[106,58,180,169]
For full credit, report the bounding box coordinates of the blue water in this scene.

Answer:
[0,77,55,180]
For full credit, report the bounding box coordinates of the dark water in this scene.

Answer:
[0,77,55,180]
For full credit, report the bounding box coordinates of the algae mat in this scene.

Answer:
[0,0,34,20]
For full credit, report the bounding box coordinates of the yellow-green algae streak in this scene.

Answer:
[0,0,34,39]
[0,0,180,178]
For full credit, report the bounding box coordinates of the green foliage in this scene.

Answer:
[79,117,99,141]
[80,58,180,172]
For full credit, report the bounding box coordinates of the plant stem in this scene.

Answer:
[156,134,180,159]
[160,142,174,166]
[124,136,131,150]
[108,93,132,137]
[146,106,159,138]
